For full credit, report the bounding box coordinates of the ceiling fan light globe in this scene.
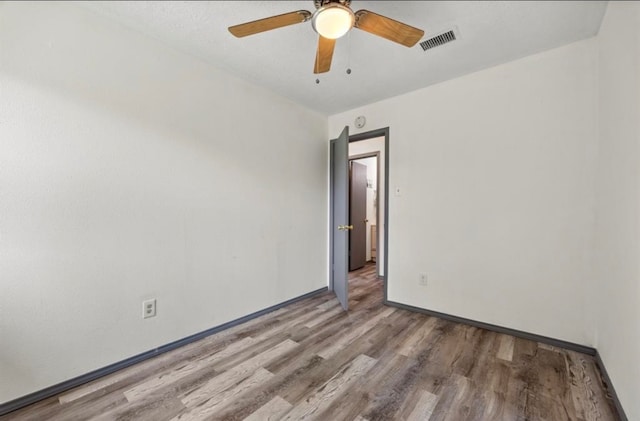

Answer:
[312,4,355,39]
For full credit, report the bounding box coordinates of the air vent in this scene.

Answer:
[420,30,456,51]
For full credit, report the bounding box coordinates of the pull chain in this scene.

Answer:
[316,41,320,84]
[346,30,352,75]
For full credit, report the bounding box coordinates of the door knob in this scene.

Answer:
[337,225,354,231]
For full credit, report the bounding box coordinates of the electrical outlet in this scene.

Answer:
[142,299,156,319]
[419,273,428,286]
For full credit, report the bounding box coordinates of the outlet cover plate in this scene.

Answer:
[419,273,428,286]
[142,299,156,319]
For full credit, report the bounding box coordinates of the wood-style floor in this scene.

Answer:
[2,264,621,421]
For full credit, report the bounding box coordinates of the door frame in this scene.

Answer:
[330,127,390,302]
[349,152,381,278]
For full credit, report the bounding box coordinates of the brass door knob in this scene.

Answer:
[337,225,354,231]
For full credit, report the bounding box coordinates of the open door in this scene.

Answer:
[349,161,367,271]
[331,126,349,310]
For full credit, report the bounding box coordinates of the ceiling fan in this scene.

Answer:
[228,0,424,74]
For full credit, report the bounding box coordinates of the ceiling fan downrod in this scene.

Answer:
[313,0,352,9]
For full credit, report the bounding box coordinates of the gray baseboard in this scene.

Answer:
[0,287,328,417]
[595,351,629,421]
[384,300,596,355]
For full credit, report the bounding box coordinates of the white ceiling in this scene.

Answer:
[77,1,607,115]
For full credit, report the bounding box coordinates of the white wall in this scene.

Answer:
[330,39,599,345]
[594,2,640,419]
[350,138,385,276]
[0,2,327,403]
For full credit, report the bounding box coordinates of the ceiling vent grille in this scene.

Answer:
[420,30,456,51]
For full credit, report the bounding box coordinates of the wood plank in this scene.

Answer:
[397,317,438,357]
[59,371,132,404]
[47,392,128,421]
[315,300,339,311]
[123,337,256,402]
[304,305,343,328]
[57,332,240,405]
[243,396,292,421]
[279,354,377,420]
[320,350,409,420]
[211,354,326,421]
[406,389,439,421]
[430,374,474,421]
[565,350,618,421]
[565,351,591,420]
[92,395,185,421]
[524,347,580,421]
[317,307,395,359]
[496,334,515,361]
[538,342,564,353]
[251,305,326,342]
[171,368,274,421]
[180,339,298,408]
[359,338,444,419]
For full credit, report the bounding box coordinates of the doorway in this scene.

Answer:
[330,127,389,310]
[349,153,380,274]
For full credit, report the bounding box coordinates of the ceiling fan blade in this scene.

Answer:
[354,10,424,47]
[229,10,312,38]
[314,36,336,74]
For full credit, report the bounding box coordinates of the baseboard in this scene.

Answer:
[0,287,328,417]
[595,351,629,421]
[384,300,596,355]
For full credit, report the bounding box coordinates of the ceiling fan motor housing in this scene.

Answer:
[314,0,352,9]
